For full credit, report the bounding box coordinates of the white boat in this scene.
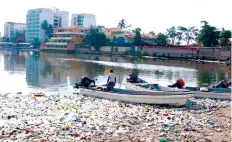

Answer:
[124,81,231,100]
[76,87,192,106]
[124,81,190,92]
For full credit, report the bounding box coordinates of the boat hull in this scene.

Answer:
[78,88,192,106]
[124,82,231,100]
[192,91,231,100]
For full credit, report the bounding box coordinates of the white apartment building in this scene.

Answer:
[26,8,69,43]
[71,13,96,28]
[4,22,26,39]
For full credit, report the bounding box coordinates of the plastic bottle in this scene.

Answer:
[159,137,167,142]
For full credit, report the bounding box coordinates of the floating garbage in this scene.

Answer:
[0,92,230,141]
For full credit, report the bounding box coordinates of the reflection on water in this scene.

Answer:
[0,50,230,94]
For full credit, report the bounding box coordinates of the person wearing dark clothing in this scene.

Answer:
[128,73,138,83]
[168,78,185,89]
[212,80,231,88]
[74,77,95,88]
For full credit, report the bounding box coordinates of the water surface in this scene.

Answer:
[0,50,230,94]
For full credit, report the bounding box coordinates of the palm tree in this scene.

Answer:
[118,19,126,29]
[166,26,177,44]
[47,24,54,38]
[118,19,131,30]
[41,20,54,41]
[132,28,141,33]
[41,20,49,31]
[132,28,142,47]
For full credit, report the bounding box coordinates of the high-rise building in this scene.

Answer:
[26,8,69,43]
[4,22,26,39]
[71,13,96,28]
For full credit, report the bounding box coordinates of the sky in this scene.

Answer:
[0,0,231,35]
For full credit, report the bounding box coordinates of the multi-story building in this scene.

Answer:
[71,13,96,28]
[26,8,69,43]
[4,22,26,39]
[40,26,88,52]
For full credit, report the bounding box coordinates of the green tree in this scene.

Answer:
[46,24,54,38]
[41,20,54,40]
[84,26,108,51]
[156,33,167,46]
[10,36,16,42]
[118,19,131,30]
[166,26,176,44]
[149,31,155,35]
[198,21,220,47]
[178,26,199,45]
[219,28,231,47]
[176,31,184,45]
[32,38,41,48]
[10,30,26,43]
[2,36,10,42]
[41,20,49,31]
[97,25,105,30]
[15,30,25,37]
[132,28,142,46]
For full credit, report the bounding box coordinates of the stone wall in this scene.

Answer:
[75,45,231,60]
[76,46,131,54]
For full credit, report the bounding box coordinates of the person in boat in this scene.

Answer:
[212,80,231,88]
[106,69,116,91]
[127,72,138,83]
[75,77,95,88]
[168,78,185,89]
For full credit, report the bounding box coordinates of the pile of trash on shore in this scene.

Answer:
[0,92,230,141]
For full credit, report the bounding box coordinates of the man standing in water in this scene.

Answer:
[106,69,116,91]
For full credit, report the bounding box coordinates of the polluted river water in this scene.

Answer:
[0,50,231,141]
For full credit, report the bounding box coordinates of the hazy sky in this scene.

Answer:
[0,0,231,35]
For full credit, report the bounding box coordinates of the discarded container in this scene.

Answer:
[34,92,44,97]
[159,137,167,142]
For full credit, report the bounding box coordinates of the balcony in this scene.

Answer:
[46,42,67,46]
[53,32,86,35]
[51,37,72,40]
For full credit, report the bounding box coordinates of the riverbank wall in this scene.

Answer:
[75,46,231,62]
[2,45,231,62]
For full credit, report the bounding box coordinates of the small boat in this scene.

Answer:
[185,86,231,99]
[76,86,192,106]
[185,86,231,93]
[124,79,231,100]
